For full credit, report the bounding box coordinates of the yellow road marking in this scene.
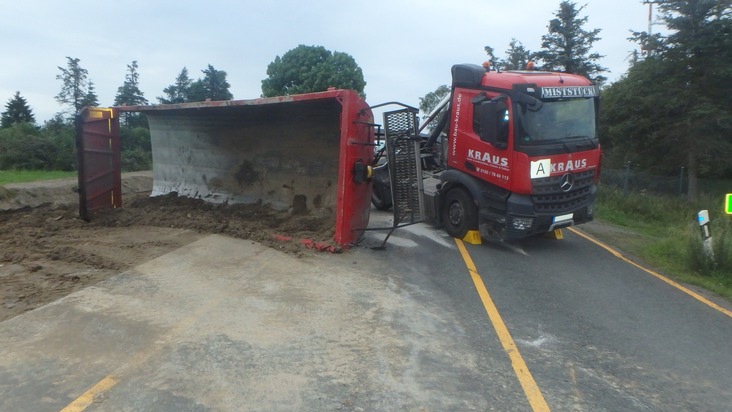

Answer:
[567,227,732,319]
[60,299,222,411]
[455,238,551,412]
[60,254,277,411]
[60,376,118,412]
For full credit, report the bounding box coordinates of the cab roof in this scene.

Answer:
[451,63,593,91]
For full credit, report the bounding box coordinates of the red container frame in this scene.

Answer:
[77,90,374,247]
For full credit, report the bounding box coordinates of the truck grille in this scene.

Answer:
[531,169,595,214]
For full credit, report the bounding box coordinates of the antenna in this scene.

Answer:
[642,1,663,56]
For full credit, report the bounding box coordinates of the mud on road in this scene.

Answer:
[0,173,335,321]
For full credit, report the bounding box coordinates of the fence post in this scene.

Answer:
[623,161,631,196]
[678,166,685,197]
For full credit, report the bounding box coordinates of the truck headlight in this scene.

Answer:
[512,217,534,230]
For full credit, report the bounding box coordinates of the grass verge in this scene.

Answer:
[0,170,77,186]
[593,186,732,300]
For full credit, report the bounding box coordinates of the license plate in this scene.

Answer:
[553,213,573,223]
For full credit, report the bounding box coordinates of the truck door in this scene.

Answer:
[448,89,512,188]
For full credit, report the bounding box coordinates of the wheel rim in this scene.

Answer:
[448,201,464,227]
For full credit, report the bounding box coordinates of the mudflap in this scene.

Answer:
[120,90,374,247]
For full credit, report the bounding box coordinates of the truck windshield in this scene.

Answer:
[517,98,596,145]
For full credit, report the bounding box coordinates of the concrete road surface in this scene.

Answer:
[2,213,731,411]
[0,234,515,411]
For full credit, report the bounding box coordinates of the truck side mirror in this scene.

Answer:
[477,100,509,150]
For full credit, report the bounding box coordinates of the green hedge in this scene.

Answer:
[0,122,75,170]
[0,122,152,172]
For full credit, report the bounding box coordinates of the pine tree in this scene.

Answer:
[158,67,192,104]
[55,57,96,117]
[114,61,148,107]
[114,61,148,127]
[600,0,732,197]
[1,91,35,128]
[535,1,607,84]
[655,0,732,197]
[499,39,533,71]
[82,81,99,108]
[188,65,233,102]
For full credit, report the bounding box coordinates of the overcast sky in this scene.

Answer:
[1,0,658,123]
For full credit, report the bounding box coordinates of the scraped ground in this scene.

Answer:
[0,172,335,321]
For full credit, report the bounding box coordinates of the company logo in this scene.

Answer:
[551,159,588,173]
[560,173,575,192]
[468,149,509,168]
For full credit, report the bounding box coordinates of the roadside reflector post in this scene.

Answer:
[697,210,714,260]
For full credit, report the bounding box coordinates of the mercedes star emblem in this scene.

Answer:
[560,173,575,192]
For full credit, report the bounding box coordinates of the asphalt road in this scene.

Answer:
[363,210,732,411]
[1,209,730,411]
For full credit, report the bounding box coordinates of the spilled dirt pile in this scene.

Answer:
[0,172,335,321]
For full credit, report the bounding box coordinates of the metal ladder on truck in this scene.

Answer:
[374,106,426,248]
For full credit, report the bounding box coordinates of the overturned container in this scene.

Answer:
[77,89,375,247]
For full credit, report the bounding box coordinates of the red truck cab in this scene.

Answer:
[437,64,601,240]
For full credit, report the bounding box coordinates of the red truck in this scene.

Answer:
[76,63,600,249]
[371,63,601,243]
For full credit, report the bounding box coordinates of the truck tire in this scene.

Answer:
[371,184,392,210]
[442,188,478,239]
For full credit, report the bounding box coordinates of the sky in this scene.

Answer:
[0,0,659,123]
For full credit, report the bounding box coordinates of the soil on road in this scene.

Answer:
[0,173,335,321]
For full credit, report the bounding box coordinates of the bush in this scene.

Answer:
[596,185,692,233]
[121,147,152,171]
[0,122,153,172]
[688,218,732,279]
[597,185,732,295]
[120,126,152,171]
[0,122,75,170]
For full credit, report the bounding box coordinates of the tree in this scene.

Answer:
[114,61,148,107]
[599,58,671,170]
[535,1,607,84]
[1,92,35,128]
[120,126,152,171]
[652,0,732,197]
[82,81,99,109]
[495,39,534,71]
[261,45,366,97]
[114,61,148,128]
[419,85,450,114]
[158,67,192,104]
[55,57,97,117]
[0,121,75,170]
[418,85,451,131]
[187,65,233,102]
[600,0,732,198]
[483,45,497,69]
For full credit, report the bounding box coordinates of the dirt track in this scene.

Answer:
[0,173,335,321]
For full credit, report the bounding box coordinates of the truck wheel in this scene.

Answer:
[442,188,478,239]
[371,185,392,210]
